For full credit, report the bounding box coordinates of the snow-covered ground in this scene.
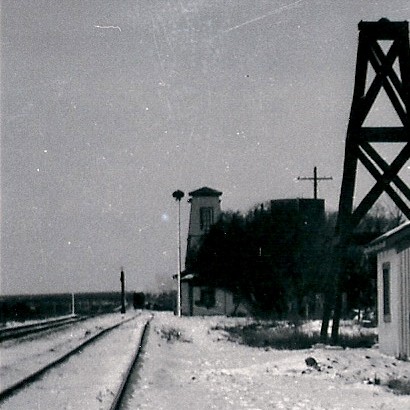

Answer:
[1,313,138,392]
[2,311,410,409]
[1,312,151,409]
[127,312,410,410]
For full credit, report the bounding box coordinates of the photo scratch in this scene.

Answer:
[223,0,306,33]
[149,13,176,119]
[94,25,122,32]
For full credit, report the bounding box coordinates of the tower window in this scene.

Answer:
[200,207,214,232]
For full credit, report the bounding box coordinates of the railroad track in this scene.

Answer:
[0,315,83,341]
[0,313,152,409]
[109,317,151,410]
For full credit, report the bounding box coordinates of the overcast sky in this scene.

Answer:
[2,1,410,295]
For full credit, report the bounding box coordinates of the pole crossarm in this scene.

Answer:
[297,166,332,199]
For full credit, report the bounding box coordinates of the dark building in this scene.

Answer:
[270,199,325,246]
[270,198,326,317]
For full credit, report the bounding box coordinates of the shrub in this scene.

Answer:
[218,321,377,350]
[337,333,377,348]
[387,378,410,395]
[158,326,192,343]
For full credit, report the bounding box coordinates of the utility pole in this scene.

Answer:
[297,166,333,199]
[71,292,75,316]
[120,267,126,314]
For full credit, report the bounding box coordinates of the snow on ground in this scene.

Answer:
[0,312,142,393]
[1,312,151,410]
[2,311,409,409]
[127,312,410,410]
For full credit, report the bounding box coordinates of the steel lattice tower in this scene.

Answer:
[322,19,410,343]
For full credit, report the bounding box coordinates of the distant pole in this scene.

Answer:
[120,267,126,314]
[297,166,333,199]
[172,189,185,317]
[71,292,75,316]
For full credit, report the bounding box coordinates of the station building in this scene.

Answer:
[366,221,410,360]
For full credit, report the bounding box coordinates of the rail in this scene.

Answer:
[0,316,143,404]
[0,314,149,408]
[109,317,152,410]
[0,315,82,341]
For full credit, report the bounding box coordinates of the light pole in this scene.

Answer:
[172,189,184,316]
[71,292,75,316]
[120,267,126,314]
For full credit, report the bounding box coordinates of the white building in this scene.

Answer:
[366,221,410,360]
[185,187,223,256]
[181,187,249,316]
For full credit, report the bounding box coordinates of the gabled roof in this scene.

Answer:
[188,187,222,197]
[365,220,410,254]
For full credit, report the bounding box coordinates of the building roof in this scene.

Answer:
[188,187,223,197]
[271,198,325,205]
[365,220,410,254]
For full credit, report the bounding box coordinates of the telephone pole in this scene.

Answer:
[120,267,126,314]
[297,166,333,199]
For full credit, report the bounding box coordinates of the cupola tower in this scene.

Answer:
[185,187,222,267]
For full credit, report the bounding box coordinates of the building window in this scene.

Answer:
[196,287,216,308]
[382,262,391,322]
[200,207,214,232]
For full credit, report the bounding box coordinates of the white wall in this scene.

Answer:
[378,246,410,359]
[398,247,410,359]
[181,282,191,316]
[378,248,400,357]
[187,195,221,252]
[181,283,248,316]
